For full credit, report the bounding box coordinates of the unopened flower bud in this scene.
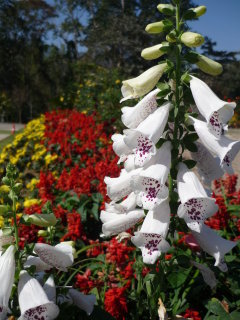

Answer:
[180,32,204,48]
[25,213,57,227]
[145,21,164,34]
[196,54,223,76]
[157,4,175,15]
[141,44,165,60]
[38,230,48,237]
[192,5,207,17]
[166,31,176,43]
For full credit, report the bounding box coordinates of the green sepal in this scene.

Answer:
[184,141,198,152]
[183,159,197,169]
[162,19,174,31]
[184,51,199,63]
[182,9,197,20]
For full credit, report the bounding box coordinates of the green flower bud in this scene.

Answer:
[157,4,175,15]
[25,213,57,227]
[180,32,204,48]
[166,31,176,43]
[141,44,165,60]
[196,54,223,76]
[145,21,164,34]
[192,6,207,17]
[38,230,48,237]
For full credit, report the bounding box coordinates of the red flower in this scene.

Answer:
[61,212,83,241]
[106,238,135,266]
[183,308,202,320]
[104,287,128,320]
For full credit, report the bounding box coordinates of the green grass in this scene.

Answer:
[0,129,24,151]
[0,130,11,134]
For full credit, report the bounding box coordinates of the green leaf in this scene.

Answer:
[167,269,190,288]
[184,141,198,152]
[230,311,240,320]
[183,159,197,169]
[183,9,197,20]
[156,138,166,149]
[157,82,170,91]
[162,19,174,31]
[206,298,229,317]
[185,51,200,63]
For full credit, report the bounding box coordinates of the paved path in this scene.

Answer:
[0,122,24,140]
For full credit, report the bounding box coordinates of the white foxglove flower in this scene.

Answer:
[121,64,167,102]
[177,163,218,232]
[100,209,145,237]
[111,134,131,163]
[121,88,160,129]
[124,154,136,172]
[34,243,74,272]
[105,192,137,214]
[191,142,224,186]
[104,168,142,201]
[131,143,171,210]
[24,255,52,272]
[0,230,14,251]
[192,224,237,272]
[0,245,15,320]
[124,103,171,167]
[189,116,240,174]
[43,275,56,303]
[190,76,236,138]
[18,271,59,320]
[131,200,170,264]
[191,261,217,289]
[68,289,96,315]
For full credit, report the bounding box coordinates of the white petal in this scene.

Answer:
[0,245,15,313]
[104,168,142,201]
[102,209,145,237]
[191,261,217,289]
[24,256,52,272]
[108,192,137,213]
[190,76,236,138]
[34,243,74,272]
[124,154,136,171]
[191,142,224,186]
[68,289,96,315]
[120,64,167,101]
[18,271,59,320]
[121,88,160,129]
[192,225,237,272]
[189,116,240,174]
[111,134,131,159]
[131,201,170,264]
[43,276,56,303]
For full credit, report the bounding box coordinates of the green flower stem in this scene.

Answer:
[169,1,182,213]
[12,196,20,250]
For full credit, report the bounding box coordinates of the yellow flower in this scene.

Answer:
[0,185,10,193]
[23,199,41,208]
[0,216,4,228]
[60,96,64,102]
[115,79,121,84]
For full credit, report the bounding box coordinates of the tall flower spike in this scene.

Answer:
[191,224,237,272]
[191,142,224,186]
[123,103,171,167]
[190,76,236,138]
[0,245,15,320]
[131,200,170,264]
[120,64,167,102]
[68,289,96,315]
[105,192,137,214]
[34,242,74,272]
[131,142,171,210]
[121,88,160,129]
[104,168,142,202]
[177,163,218,232]
[111,134,131,163]
[18,271,59,320]
[189,116,240,174]
[100,209,145,237]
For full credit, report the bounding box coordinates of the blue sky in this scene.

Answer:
[189,0,240,52]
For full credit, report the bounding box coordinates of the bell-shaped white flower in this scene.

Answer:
[24,255,52,272]
[120,64,167,102]
[68,289,96,315]
[192,225,237,272]
[131,143,171,210]
[104,168,142,202]
[111,134,131,163]
[105,192,137,214]
[0,245,15,320]
[191,261,217,289]
[100,209,145,237]
[121,88,160,129]
[34,242,74,272]
[131,200,170,264]
[18,271,59,320]
[191,142,224,186]
[43,275,56,303]
[189,116,240,174]
[123,103,171,167]
[190,76,236,138]
[177,163,218,232]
